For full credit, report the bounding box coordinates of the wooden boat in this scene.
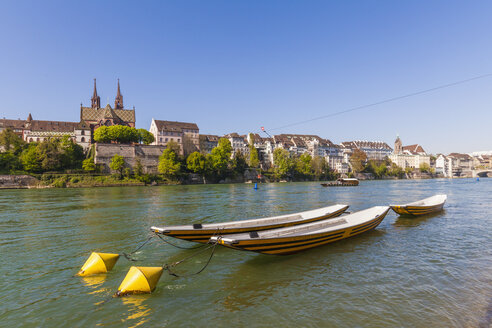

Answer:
[321,178,359,187]
[210,206,390,255]
[151,204,349,243]
[390,194,447,216]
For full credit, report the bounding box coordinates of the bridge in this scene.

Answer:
[472,170,492,178]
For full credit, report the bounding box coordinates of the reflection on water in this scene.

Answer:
[393,210,447,227]
[121,296,152,328]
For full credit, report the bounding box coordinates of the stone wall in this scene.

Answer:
[94,143,165,174]
[0,175,39,188]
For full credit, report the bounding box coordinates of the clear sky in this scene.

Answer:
[0,0,491,154]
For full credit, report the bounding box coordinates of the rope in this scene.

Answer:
[121,235,154,262]
[163,238,220,278]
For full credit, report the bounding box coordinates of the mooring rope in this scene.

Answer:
[121,235,154,261]
[163,238,221,278]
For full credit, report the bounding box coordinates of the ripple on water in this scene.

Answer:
[0,180,491,327]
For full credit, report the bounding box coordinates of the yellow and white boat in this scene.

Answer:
[210,206,390,255]
[390,194,447,216]
[151,204,349,243]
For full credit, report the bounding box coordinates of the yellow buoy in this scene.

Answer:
[77,252,120,276]
[116,266,163,296]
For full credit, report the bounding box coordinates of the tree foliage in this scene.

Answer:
[349,149,367,173]
[273,148,293,179]
[232,151,248,176]
[0,128,25,154]
[295,152,313,178]
[248,133,260,168]
[209,138,232,179]
[109,154,125,178]
[20,144,42,173]
[158,147,182,179]
[82,157,96,172]
[93,125,141,144]
[186,151,207,176]
[137,128,155,145]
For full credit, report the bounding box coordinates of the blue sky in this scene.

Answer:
[0,0,491,154]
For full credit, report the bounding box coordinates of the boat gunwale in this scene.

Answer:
[151,204,349,234]
[214,206,390,245]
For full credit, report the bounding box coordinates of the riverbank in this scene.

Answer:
[0,171,454,189]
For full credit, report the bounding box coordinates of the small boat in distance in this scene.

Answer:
[321,178,359,187]
[211,206,390,255]
[151,204,349,243]
[390,194,447,216]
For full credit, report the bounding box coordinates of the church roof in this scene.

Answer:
[81,105,135,123]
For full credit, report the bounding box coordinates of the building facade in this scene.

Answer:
[388,136,430,169]
[150,119,199,155]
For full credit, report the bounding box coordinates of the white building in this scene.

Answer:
[150,119,199,155]
[388,136,430,170]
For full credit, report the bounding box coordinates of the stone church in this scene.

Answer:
[0,79,136,150]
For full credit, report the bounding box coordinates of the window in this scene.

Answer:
[160,138,162,142]
[165,138,168,142]
[81,130,85,135]
[29,138,33,142]
[81,137,85,142]
[177,139,180,142]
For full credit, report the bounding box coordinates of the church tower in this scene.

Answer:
[91,78,101,109]
[114,79,124,109]
[394,135,402,154]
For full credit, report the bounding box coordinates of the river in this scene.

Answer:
[0,179,491,327]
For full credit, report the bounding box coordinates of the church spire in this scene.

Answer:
[114,78,124,109]
[91,78,101,109]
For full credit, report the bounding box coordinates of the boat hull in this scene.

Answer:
[217,208,390,255]
[152,205,349,243]
[391,203,444,216]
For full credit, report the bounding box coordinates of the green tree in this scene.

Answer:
[20,144,42,173]
[93,125,140,144]
[186,151,209,181]
[248,133,260,168]
[349,149,367,173]
[232,151,248,176]
[419,162,431,173]
[110,154,125,178]
[137,129,155,145]
[134,157,143,177]
[82,157,96,172]
[158,147,182,179]
[0,128,25,154]
[209,138,232,179]
[311,155,330,180]
[273,148,293,179]
[93,126,112,143]
[295,152,313,178]
[60,136,84,169]
[37,138,64,171]
[0,152,22,173]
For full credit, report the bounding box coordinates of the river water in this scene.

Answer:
[0,179,491,327]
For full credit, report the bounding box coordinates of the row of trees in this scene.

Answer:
[93,126,155,144]
[157,138,249,182]
[155,137,338,182]
[0,129,84,173]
